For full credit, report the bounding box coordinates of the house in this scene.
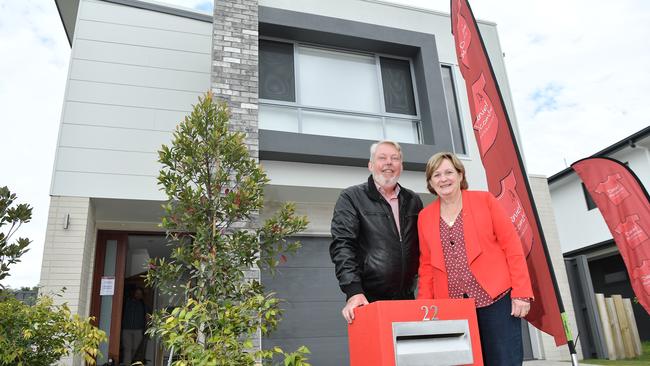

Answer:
[548,126,650,358]
[43,0,578,364]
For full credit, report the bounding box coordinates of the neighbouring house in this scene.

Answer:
[548,126,650,359]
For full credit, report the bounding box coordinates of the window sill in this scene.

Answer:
[259,129,444,171]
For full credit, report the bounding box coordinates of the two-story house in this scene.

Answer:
[43,0,578,364]
[548,126,650,357]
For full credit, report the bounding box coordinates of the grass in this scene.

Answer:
[581,341,650,365]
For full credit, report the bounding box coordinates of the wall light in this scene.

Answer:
[63,213,70,230]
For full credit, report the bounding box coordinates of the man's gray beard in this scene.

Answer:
[372,172,400,188]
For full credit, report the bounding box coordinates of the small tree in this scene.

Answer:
[0,186,31,286]
[0,187,105,365]
[146,91,309,365]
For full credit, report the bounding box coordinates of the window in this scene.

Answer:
[380,57,416,115]
[581,183,597,210]
[441,65,466,154]
[260,40,295,102]
[259,40,421,144]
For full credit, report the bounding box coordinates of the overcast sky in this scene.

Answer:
[1,0,649,288]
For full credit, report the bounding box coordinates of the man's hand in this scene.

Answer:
[511,298,531,318]
[342,294,369,323]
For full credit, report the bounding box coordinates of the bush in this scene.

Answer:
[0,186,105,365]
[0,294,105,365]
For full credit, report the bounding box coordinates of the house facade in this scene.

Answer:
[548,126,650,358]
[43,0,578,364]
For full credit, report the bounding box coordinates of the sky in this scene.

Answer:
[1,0,649,288]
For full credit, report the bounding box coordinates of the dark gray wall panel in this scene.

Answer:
[278,238,335,268]
[270,301,346,339]
[262,236,349,365]
[260,130,440,171]
[264,267,342,301]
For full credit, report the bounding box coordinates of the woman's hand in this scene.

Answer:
[511,298,530,318]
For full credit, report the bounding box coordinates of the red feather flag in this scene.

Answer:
[572,157,650,314]
[451,0,569,346]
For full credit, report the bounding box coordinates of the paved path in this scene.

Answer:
[524,361,603,366]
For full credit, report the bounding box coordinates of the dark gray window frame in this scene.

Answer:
[440,63,467,155]
[259,6,453,171]
[581,183,597,211]
[259,39,423,143]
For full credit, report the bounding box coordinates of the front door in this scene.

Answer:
[90,231,128,365]
[91,232,174,365]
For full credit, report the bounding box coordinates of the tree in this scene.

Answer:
[0,186,31,287]
[0,186,105,365]
[145,91,310,365]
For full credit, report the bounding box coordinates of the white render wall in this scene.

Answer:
[529,175,582,361]
[549,146,650,253]
[50,0,212,200]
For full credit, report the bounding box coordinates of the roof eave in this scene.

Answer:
[548,125,650,183]
[55,0,79,47]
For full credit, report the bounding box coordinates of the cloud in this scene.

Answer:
[0,1,70,288]
[158,0,213,13]
[388,0,650,175]
[194,1,214,13]
[529,83,564,115]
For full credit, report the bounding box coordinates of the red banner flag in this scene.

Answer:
[572,157,650,314]
[451,0,568,345]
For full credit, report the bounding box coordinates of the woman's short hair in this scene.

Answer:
[425,152,469,195]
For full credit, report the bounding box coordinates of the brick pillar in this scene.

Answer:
[212,0,259,153]
[211,0,261,351]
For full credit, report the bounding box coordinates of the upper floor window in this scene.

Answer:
[259,40,421,144]
[441,64,466,155]
[581,183,597,210]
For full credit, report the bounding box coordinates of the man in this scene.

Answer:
[121,287,149,366]
[330,140,423,323]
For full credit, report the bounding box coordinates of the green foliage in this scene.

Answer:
[0,294,106,366]
[0,186,105,365]
[0,186,32,287]
[146,91,309,365]
[0,187,106,366]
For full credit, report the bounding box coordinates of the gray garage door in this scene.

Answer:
[262,236,349,366]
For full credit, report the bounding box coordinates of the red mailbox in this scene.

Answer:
[348,299,483,366]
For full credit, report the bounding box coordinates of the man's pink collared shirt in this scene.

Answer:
[376,183,401,236]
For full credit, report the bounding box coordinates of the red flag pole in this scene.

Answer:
[451,1,579,363]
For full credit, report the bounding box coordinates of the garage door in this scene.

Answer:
[262,236,349,365]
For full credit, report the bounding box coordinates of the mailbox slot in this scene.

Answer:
[392,320,473,366]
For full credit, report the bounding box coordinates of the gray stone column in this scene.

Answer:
[212,0,259,157]
[211,0,261,351]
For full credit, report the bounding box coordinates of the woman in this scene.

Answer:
[417,152,533,366]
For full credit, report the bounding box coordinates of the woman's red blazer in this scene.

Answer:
[416,190,533,300]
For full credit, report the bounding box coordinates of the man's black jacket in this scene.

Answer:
[330,175,423,302]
